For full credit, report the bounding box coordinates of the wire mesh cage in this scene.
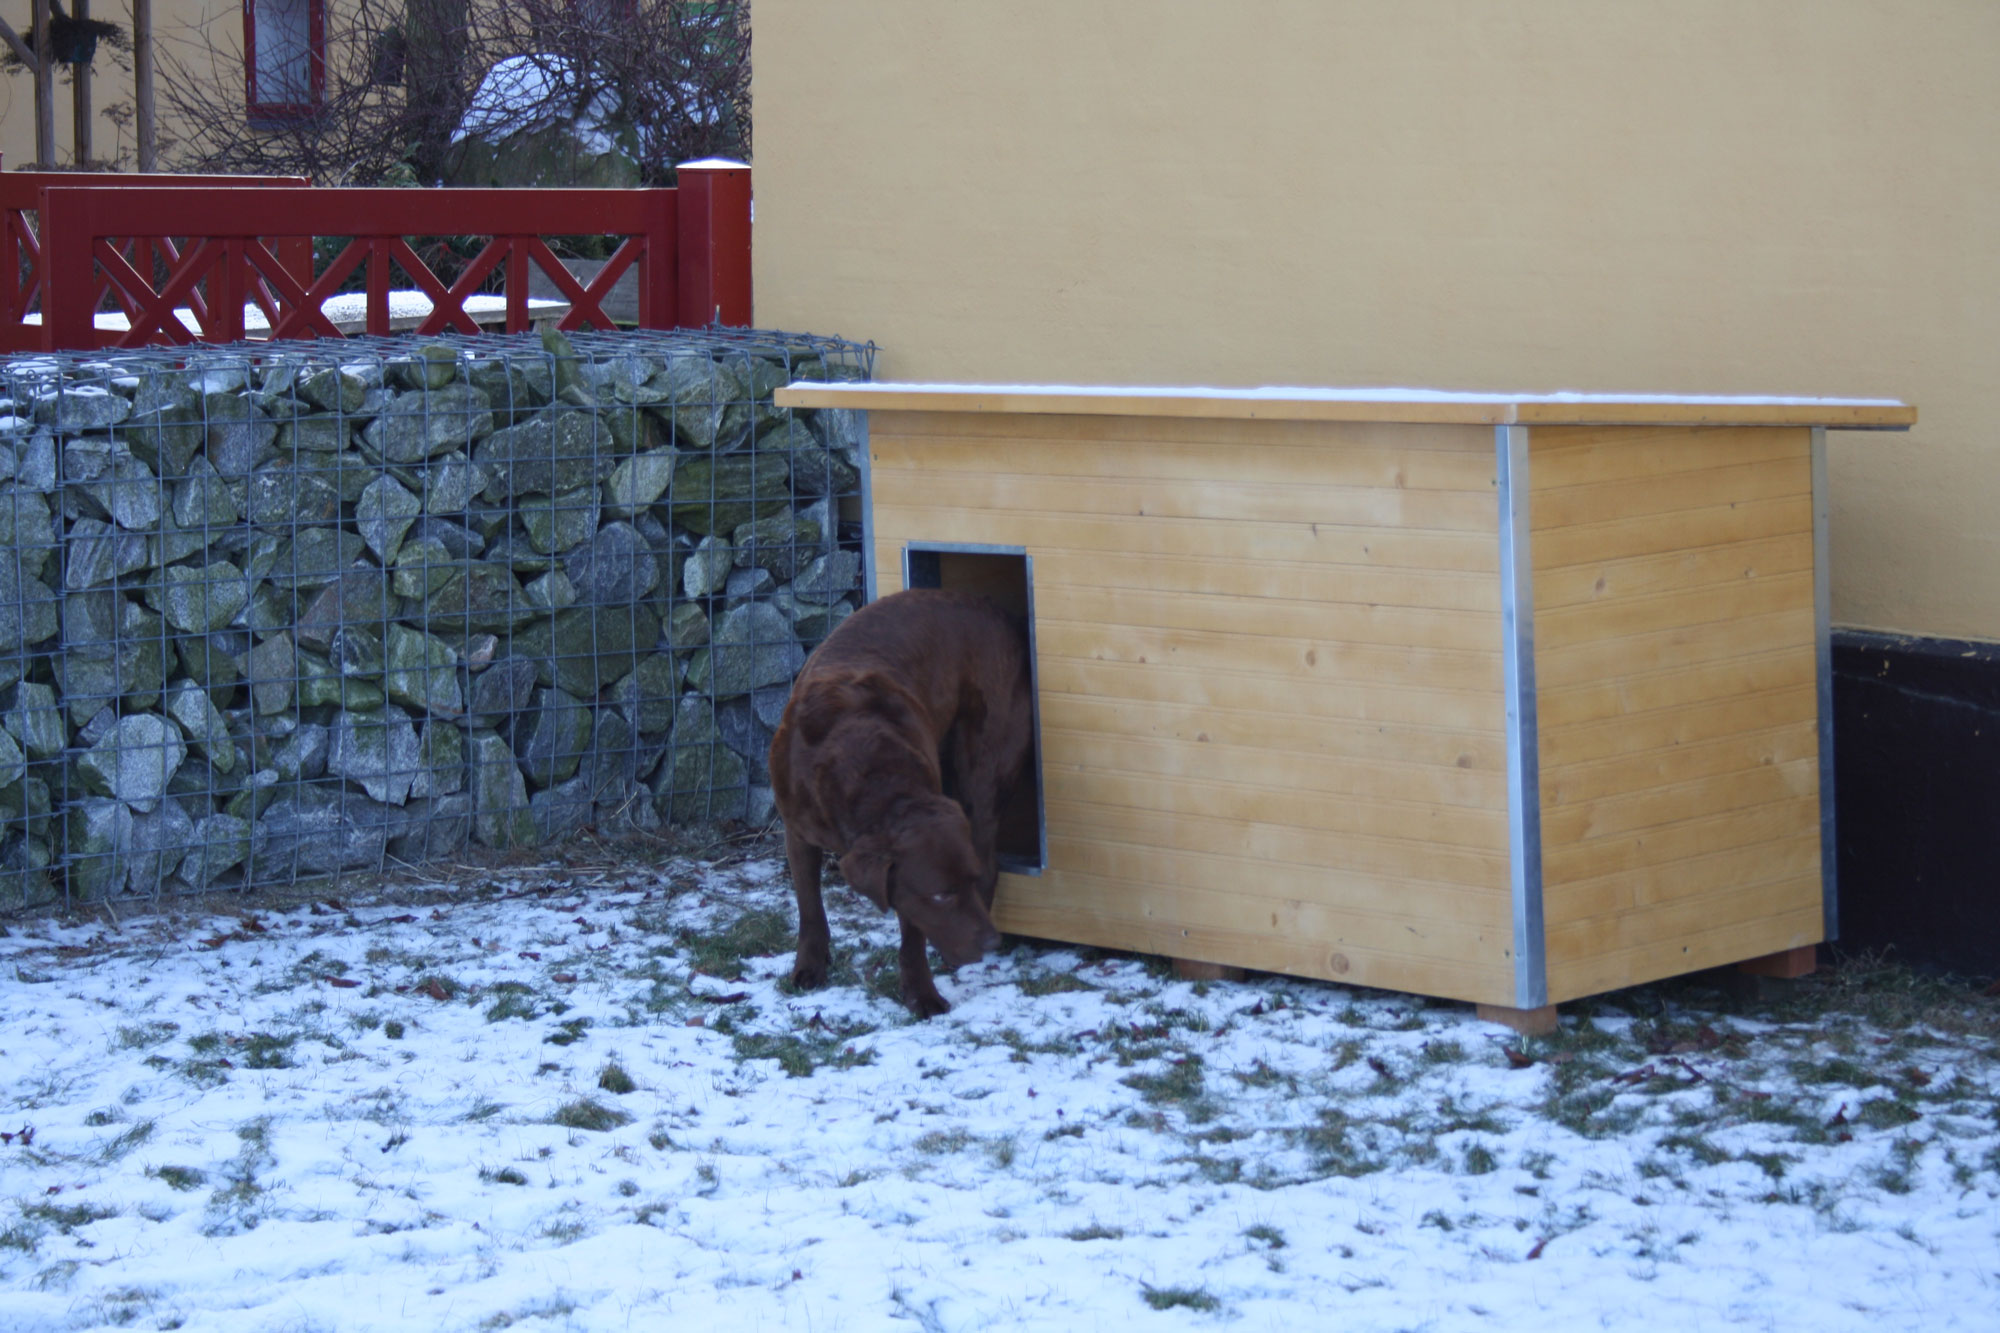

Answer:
[0,325,875,911]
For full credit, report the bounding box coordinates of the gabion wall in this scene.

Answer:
[0,326,873,909]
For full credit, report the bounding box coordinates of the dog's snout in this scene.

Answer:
[977,926,1002,955]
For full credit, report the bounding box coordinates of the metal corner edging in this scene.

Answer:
[1497,424,1548,1009]
[1812,426,1837,940]
[856,411,877,603]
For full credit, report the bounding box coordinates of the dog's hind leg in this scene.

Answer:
[898,917,951,1019]
[788,827,832,990]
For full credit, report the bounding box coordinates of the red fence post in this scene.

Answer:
[38,188,104,351]
[636,188,678,330]
[674,159,752,328]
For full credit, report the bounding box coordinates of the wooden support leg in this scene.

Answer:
[1476,1003,1560,1036]
[1737,945,1818,980]
[1173,958,1244,982]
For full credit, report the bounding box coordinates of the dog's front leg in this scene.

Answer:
[897,917,951,1018]
[788,827,832,990]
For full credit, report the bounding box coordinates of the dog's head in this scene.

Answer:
[839,799,1002,968]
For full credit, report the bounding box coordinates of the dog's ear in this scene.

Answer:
[838,837,895,911]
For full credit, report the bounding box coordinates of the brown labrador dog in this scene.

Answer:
[768,588,1034,1018]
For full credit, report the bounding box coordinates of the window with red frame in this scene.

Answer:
[244,0,326,123]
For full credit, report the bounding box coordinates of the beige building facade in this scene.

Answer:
[752,0,1999,645]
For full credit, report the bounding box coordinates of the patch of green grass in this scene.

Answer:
[1244,1223,1286,1248]
[115,1022,179,1050]
[912,1128,973,1155]
[1231,1059,1296,1091]
[545,1018,592,1046]
[1856,1096,1921,1131]
[1295,1107,1385,1178]
[413,973,463,1001]
[239,1032,298,1070]
[1659,1131,1732,1168]
[1463,1142,1499,1175]
[1064,1222,1124,1241]
[0,1224,37,1254]
[597,1062,637,1095]
[1421,1038,1467,1065]
[485,983,544,1023]
[93,1119,155,1165]
[383,1020,407,1040]
[1141,1284,1220,1313]
[729,1027,876,1079]
[551,1099,633,1132]
[482,1167,530,1186]
[1016,968,1098,998]
[1044,1122,1085,1141]
[148,1165,206,1192]
[677,907,794,981]
[19,1200,118,1233]
[1790,1056,1880,1088]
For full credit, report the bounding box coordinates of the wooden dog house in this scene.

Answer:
[774,384,1915,1024]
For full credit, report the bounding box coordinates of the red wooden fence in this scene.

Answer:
[5,161,752,352]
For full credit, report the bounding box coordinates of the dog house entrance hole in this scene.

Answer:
[903,545,1046,875]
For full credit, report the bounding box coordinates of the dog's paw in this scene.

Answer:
[790,957,828,990]
[902,984,952,1020]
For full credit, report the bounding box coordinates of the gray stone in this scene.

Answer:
[791,550,863,603]
[731,510,823,582]
[565,521,659,604]
[160,561,250,634]
[120,400,206,477]
[4,682,64,760]
[724,566,775,605]
[36,384,131,432]
[361,384,495,464]
[172,457,240,531]
[682,534,734,598]
[65,798,132,900]
[77,714,187,812]
[408,560,534,634]
[266,529,368,589]
[250,787,394,877]
[745,785,777,827]
[583,707,654,798]
[388,793,475,862]
[686,602,804,698]
[272,722,329,782]
[389,345,461,392]
[469,657,540,722]
[296,368,369,413]
[178,632,243,707]
[652,744,747,825]
[812,406,867,469]
[751,683,793,730]
[665,600,710,652]
[75,449,164,532]
[716,696,773,783]
[520,485,600,554]
[791,595,855,646]
[411,515,485,558]
[356,475,423,564]
[760,415,859,497]
[670,453,792,535]
[295,566,393,652]
[63,518,152,589]
[0,556,59,654]
[471,408,602,498]
[16,430,58,493]
[423,453,489,514]
[524,569,577,611]
[0,728,22,789]
[296,644,385,712]
[512,601,662,699]
[530,774,596,842]
[604,449,676,517]
[611,655,682,735]
[327,704,422,806]
[246,461,343,529]
[647,354,742,451]
[410,721,464,801]
[467,358,548,427]
[242,631,297,715]
[383,624,463,717]
[204,393,279,475]
[514,687,593,788]
[183,814,253,888]
[164,679,236,773]
[470,730,537,849]
[390,538,457,600]
[126,800,196,895]
[275,414,351,453]
[223,768,280,823]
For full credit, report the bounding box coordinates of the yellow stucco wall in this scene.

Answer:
[752,1,2000,641]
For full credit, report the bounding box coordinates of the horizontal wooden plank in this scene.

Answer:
[871,466,1501,533]
[1037,583,1502,653]
[871,500,1503,574]
[1039,656,1506,734]
[1543,833,1821,923]
[1537,653,1815,736]
[1542,722,1819,810]
[1547,867,1822,957]
[1529,494,1811,569]
[1043,725,1508,811]
[1042,764,1510,851]
[1541,758,1817,844]
[1545,903,1825,1003]
[1034,617,1505,695]
[997,875,1515,1005]
[1541,798,1820,885]
[1028,546,1504,614]
[871,421,1500,490]
[1041,691,1510,773]
[1041,835,1512,945]
[1533,607,1814,690]
[873,408,1498,452]
[1528,426,1808,488]
[1530,456,1809,531]
[1533,534,1814,611]
[1535,571,1814,649]
[775,386,1915,430]
[1044,797,1509,892]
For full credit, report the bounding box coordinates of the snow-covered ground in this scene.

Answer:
[1,851,1994,1332]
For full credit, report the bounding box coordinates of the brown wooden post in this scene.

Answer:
[133,0,156,172]
[1476,1003,1561,1037]
[673,158,752,327]
[32,0,56,167]
[72,0,93,166]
